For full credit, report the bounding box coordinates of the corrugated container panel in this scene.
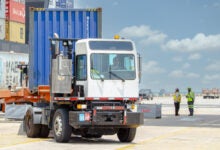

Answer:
[0,19,5,40]
[5,20,25,43]
[5,0,25,23]
[29,8,102,89]
[0,0,6,18]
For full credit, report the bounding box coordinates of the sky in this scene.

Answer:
[74,0,220,93]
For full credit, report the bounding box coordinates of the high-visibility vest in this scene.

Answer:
[186,91,195,102]
[173,92,181,102]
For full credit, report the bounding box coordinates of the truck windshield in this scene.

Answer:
[90,54,136,80]
[89,41,133,51]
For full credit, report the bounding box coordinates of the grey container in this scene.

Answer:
[137,104,162,119]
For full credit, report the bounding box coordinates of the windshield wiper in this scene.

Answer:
[109,71,125,82]
[91,68,104,81]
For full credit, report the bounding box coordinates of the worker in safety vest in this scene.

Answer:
[186,87,195,116]
[173,88,181,116]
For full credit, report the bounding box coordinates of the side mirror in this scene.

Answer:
[51,40,56,59]
[54,33,60,56]
[137,53,142,83]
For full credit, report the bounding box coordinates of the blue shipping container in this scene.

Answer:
[29,8,102,89]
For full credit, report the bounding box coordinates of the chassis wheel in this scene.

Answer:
[24,109,41,138]
[117,128,136,142]
[53,109,71,143]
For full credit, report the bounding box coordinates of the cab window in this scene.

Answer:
[76,55,87,80]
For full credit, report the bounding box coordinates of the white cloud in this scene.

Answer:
[169,70,200,78]
[172,56,183,62]
[119,25,156,38]
[205,61,220,71]
[182,63,191,69]
[119,25,167,45]
[162,33,220,52]
[187,73,200,78]
[139,33,167,45]
[169,70,184,78]
[142,61,165,74]
[204,74,220,81]
[188,53,201,60]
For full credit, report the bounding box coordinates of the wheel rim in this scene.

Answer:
[54,115,62,136]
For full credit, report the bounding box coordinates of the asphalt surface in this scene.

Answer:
[0,96,220,150]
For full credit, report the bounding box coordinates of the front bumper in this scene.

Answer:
[69,111,144,128]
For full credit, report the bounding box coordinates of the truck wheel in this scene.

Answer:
[53,109,71,143]
[24,109,41,138]
[40,125,50,138]
[117,128,136,142]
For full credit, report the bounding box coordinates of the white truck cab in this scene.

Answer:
[75,38,139,98]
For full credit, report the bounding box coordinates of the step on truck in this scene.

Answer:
[23,36,143,143]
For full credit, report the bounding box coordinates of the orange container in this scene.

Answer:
[5,0,25,23]
[5,20,25,43]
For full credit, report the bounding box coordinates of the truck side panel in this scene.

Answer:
[29,8,102,90]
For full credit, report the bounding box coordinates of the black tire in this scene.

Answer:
[117,128,136,142]
[24,109,41,138]
[40,125,50,138]
[53,108,71,143]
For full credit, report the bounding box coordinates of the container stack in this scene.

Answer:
[5,0,25,43]
[48,0,74,8]
[0,0,6,40]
